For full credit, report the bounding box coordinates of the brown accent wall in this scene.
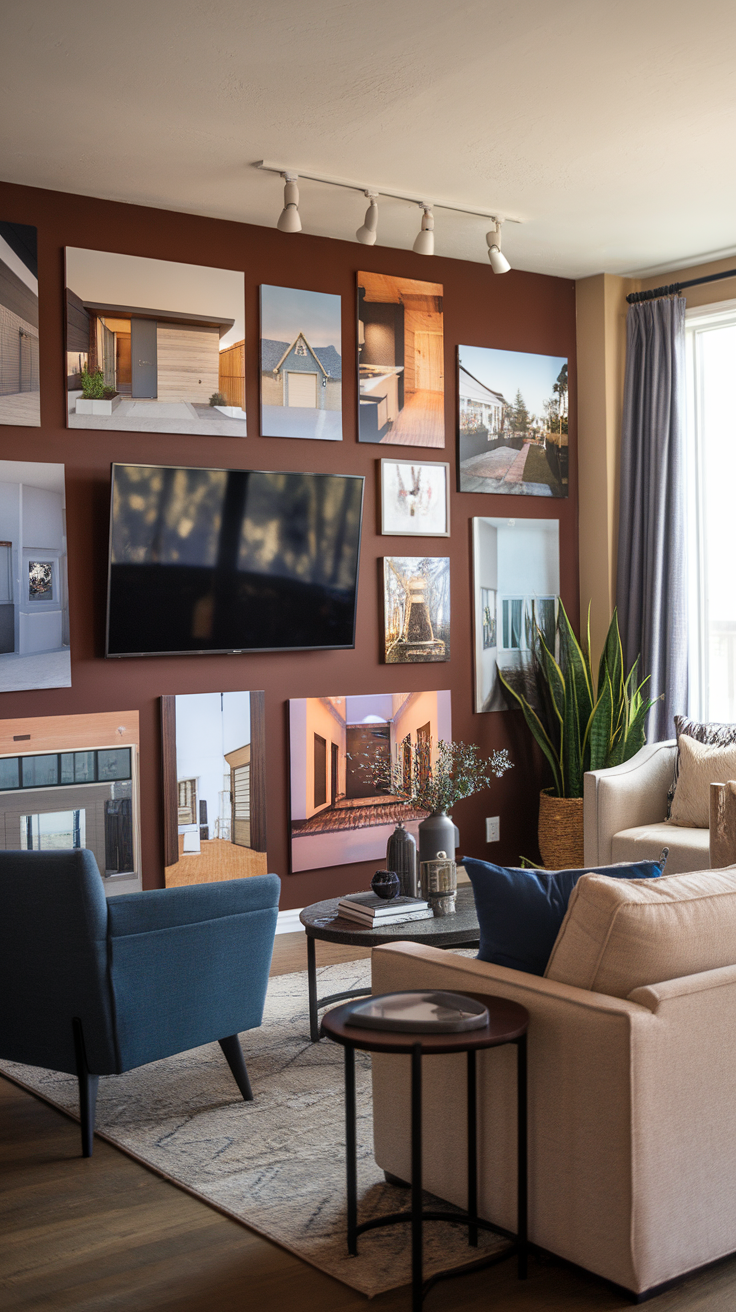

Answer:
[0,178,578,909]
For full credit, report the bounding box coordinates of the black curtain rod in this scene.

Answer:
[627,266,736,304]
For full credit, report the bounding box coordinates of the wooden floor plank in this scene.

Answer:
[3,933,736,1310]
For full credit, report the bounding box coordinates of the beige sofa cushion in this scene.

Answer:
[611,822,710,873]
[545,868,736,997]
[670,734,736,828]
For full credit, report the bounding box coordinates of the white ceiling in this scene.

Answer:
[3,0,736,279]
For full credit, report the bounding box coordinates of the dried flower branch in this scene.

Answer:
[351,738,513,814]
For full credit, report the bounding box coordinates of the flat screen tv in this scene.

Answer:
[106,463,365,656]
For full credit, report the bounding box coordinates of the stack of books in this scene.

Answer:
[338,892,433,927]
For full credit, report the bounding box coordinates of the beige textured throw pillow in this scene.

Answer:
[669,733,736,828]
[545,868,736,997]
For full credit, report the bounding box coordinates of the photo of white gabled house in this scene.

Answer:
[260,285,342,440]
[65,247,246,436]
[0,222,39,427]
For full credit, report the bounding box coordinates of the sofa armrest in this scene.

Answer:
[584,740,676,865]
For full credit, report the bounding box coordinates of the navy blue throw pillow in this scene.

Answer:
[462,856,664,977]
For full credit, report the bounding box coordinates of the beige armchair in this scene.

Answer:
[583,739,711,873]
[371,938,736,1298]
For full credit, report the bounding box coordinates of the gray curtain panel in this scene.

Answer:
[616,296,687,742]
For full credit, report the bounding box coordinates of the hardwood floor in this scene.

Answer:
[381,390,444,447]
[3,933,736,1311]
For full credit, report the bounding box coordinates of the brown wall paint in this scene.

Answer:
[0,179,578,910]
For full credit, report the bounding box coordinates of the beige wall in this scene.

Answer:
[157,323,219,404]
[576,253,736,661]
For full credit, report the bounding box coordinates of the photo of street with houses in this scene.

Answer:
[65,248,246,436]
[260,284,342,440]
[0,222,39,427]
[458,345,568,496]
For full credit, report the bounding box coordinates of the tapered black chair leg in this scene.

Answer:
[219,1035,253,1101]
[72,1017,99,1158]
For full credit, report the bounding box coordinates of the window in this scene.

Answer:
[314,734,327,808]
[178,778,197,825]
[22,809,86,851]
[500,596,556,651]
[685,303,736,720]
[1,748,132,792]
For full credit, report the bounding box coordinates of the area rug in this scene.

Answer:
[0,958,508,1297]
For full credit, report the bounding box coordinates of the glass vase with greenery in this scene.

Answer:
[499,602,655,799]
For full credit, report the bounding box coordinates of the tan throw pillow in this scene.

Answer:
[669,733,736,828]
[545,868,736,998]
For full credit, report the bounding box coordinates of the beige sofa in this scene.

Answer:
[371,868,736,1298]
[583,739,711,873]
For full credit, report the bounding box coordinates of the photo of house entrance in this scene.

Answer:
[0,711,141,895]
[357,272,444,446]
[458,344,568,496]
[260,284,342,440]
[0,222,39,427]
[288,690,451,872]
[65,248,246,435]
[162,691,267,887]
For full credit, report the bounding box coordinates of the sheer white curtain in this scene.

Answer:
[685,300,736,723]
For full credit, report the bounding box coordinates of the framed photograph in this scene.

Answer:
[260,284,342,440]
[288,690,451,873]
[383,557,450,663]
[0,222,39,427]
[472,517,560,712]
[65,247,246,436]
[0,461,71,693]
[357,272,444,447]
[161,691,267,886]
[0,710,141,892]
[458,345,568,497]
[380,459,450,537]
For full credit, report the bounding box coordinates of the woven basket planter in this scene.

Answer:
[538,789,584,869]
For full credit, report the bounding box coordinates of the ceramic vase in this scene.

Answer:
[417,811,460,865]
[386,821,418,897]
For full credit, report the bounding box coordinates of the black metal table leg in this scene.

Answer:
[345,1045,358,1256]
[517,1034,528,1280]
[467,1047,478,1247]
[307,935,320,1043]
[411,1042,423,1312]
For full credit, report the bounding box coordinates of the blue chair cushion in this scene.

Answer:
[461,856,665,976]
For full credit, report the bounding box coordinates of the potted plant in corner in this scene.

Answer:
[499,603,655,868]
[76,366,120,417]
[355,738,513,864]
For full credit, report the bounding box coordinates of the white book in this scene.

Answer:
[339,906,434,926]
[338,892,429,917]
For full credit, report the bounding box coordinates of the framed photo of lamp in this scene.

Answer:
[379,458,450,537]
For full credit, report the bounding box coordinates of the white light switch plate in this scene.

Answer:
[486,816,500,843]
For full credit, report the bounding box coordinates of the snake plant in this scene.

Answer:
[498,602,656,799]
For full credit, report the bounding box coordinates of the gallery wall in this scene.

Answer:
[0,178,578,908]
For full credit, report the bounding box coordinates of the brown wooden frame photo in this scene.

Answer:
[161,690,267,886]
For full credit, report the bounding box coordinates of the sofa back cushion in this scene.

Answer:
[670,733,736,827]
[462,855,663,977]
[545,867,736,997]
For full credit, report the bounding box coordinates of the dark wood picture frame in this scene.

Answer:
[161,690,267,871]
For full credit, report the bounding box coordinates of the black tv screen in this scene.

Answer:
[106,463,364,656]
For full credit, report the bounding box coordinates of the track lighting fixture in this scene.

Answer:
[356,192,379,245]
[486,220,511,273]
[412,205,434,256]
[277,172,302,233]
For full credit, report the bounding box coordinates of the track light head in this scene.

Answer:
[412,205,434,256]
[277,173,302,233]
[356,192,379,245]
[486,220,510,273]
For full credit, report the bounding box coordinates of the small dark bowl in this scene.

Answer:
[371,869,400,901]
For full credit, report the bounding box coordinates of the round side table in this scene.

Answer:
[322,991,529,1311]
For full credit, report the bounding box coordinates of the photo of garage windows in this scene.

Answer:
[0,711,141,895]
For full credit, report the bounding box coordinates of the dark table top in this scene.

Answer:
[321,992,528,1055]
[300,884,480,947]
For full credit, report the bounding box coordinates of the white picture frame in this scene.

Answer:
[379,459,450,537]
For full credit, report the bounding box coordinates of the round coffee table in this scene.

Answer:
[299,885,480,1042]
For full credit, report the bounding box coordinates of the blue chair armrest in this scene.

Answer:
[107,873,280,937]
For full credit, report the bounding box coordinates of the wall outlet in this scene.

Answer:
[485,816,500,843]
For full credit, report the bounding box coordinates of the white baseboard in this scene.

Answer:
[276,907,305,935]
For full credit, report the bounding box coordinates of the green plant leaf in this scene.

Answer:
[498,668,562,795]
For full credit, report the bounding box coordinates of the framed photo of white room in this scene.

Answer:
[260,284,342,440]
[0,222,39,427]
[288,690,451,872]
[357,272,444,446]
[64,247,246,436]
[458,345,568,497]
[161,691,267,886]
[380,459,450,536]
[472,516,560,712]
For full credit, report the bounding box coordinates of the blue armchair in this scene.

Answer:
[0,850,280,1156]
